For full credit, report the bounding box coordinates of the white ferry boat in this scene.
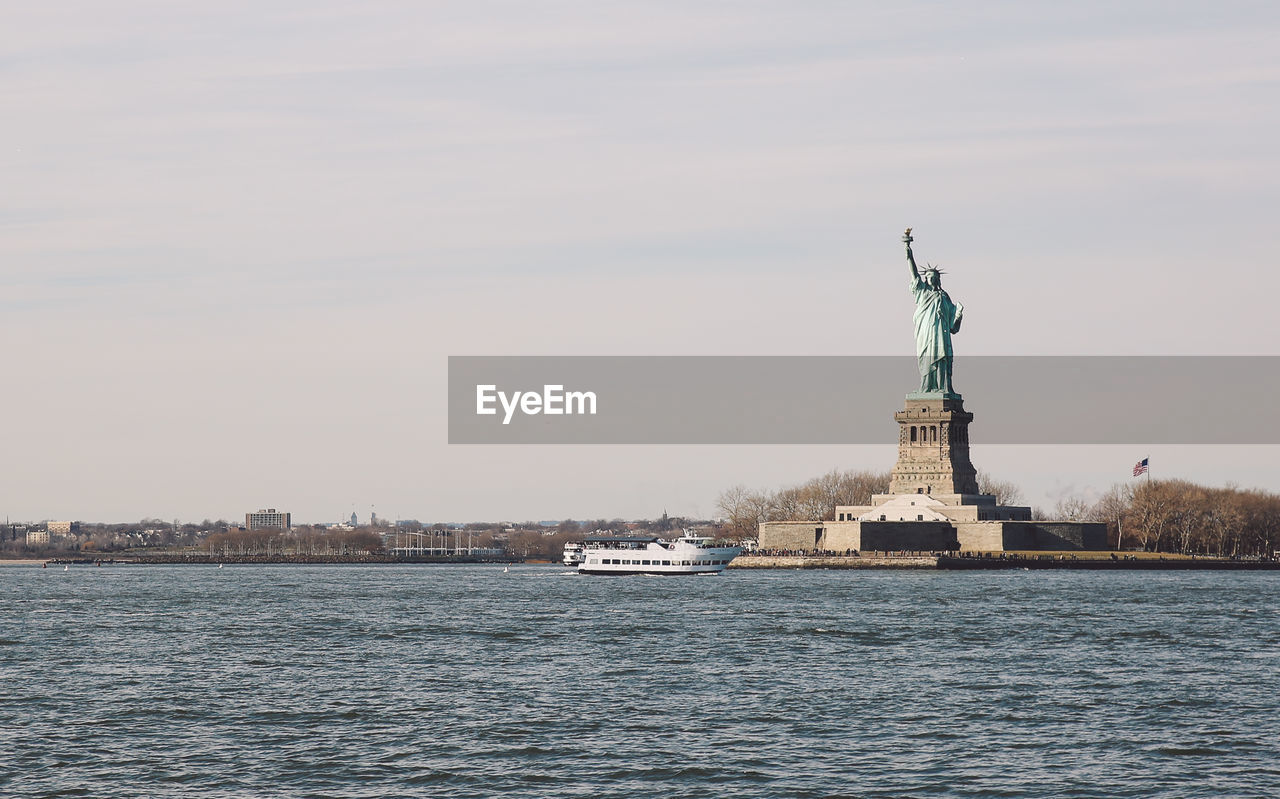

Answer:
[574,532,742,576]
[562,541,585,568]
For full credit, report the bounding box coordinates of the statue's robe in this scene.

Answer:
[911,276,963,391]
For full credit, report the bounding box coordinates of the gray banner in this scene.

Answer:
[448,356,1280,445]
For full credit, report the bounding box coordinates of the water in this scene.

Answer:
[2,564,1278,798]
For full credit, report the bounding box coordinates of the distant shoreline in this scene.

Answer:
[20,554,519,566]
[730,553,1280,571]
[11,553,1280,571]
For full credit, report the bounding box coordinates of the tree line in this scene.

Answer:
[204,527,383,556]
[1082,480,1280,556]
[716,469,891,540]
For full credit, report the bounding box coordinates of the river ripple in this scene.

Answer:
[2,565,1278,798]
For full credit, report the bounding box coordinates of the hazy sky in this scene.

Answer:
[5,1,1280,523]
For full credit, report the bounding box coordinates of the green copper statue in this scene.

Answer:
[903,228,963,397]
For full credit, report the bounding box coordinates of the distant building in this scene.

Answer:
[26,529,50,546]
[47,521,78,535]
[350,512,358,527]
[245,509,291,530]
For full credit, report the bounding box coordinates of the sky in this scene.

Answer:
[4,1,1280,523]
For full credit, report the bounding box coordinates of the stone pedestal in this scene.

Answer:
[756,389,1106,554]
[888,395,979,496]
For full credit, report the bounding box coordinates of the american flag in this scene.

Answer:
[1133,457,1149,477]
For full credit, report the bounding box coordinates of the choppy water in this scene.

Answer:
[2,564,1279,798]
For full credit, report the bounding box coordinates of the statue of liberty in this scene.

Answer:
[903,228,963,396]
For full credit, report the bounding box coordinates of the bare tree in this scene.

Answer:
[976,470,1025,506]
[1054,494,1092,521]
[716,485,760,540]
[770,486,804,521]
[1089,483,1133,549]
[742,490,774,532]
[833,470,892,506]
[719,469,890,534]
[1128,480,1177,552]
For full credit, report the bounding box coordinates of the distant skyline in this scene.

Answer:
[4,1,1279,522]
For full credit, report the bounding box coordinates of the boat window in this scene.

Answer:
[642,560,651,565]
[662,560,671,565]
[589,559,597,564]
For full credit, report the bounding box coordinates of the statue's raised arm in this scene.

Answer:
[904,227,921,284]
